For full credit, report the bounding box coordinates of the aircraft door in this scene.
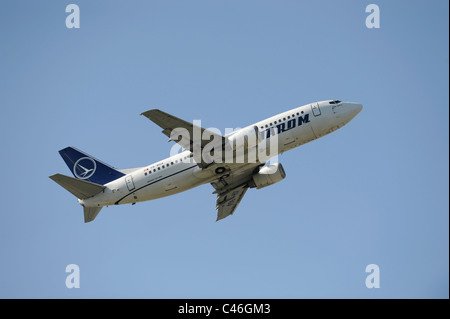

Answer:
[311,103,321,117]
[125,175,135,191]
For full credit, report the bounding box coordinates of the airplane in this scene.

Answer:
[50,100,362,223]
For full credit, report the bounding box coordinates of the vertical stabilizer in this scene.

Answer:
[59,146,125,185]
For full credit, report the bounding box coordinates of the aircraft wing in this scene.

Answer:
[141,109,226,168]
[211,164,259,221]
[215,184,248,221]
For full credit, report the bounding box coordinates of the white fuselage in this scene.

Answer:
[79,100,362,208]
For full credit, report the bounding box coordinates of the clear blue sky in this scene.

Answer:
[0,0,448,298]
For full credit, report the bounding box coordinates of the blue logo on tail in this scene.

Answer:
[59,147,125,185]
[73,157,97,179]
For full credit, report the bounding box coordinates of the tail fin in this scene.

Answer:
[59,146,124,185]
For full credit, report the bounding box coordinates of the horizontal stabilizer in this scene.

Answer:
[49,173,105,199]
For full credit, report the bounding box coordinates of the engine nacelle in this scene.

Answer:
[249,163,286,189]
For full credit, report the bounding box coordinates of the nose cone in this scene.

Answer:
[348,102,363,116]
[336,102,363,124]
[349,103,362,116]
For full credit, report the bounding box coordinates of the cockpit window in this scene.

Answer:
[329,100,341,104]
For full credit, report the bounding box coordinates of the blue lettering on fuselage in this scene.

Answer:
[261,113,310,139]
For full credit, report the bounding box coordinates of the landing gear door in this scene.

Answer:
[311,103,321,117]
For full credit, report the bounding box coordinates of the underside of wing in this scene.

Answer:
[211,164,260,221]
[215,184,248,221]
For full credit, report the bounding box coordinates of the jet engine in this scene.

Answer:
[249,163,286,189]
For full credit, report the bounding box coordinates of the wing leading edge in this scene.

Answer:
[141,109,226,168]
